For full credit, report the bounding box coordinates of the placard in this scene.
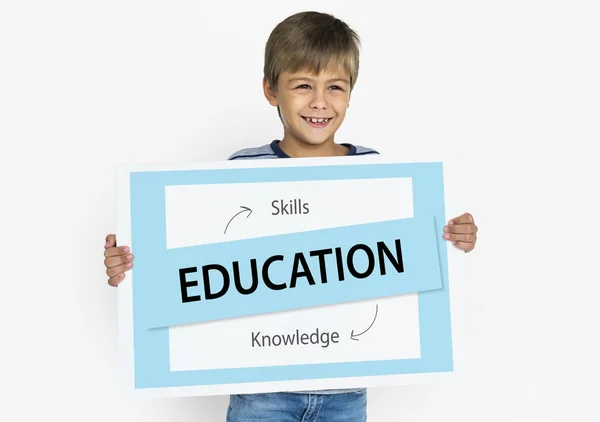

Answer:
[116,153,465,397]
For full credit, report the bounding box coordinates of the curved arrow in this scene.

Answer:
[350,304,378,341]
[224,206,252,234]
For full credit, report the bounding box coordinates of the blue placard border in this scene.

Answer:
[129,162,453,389]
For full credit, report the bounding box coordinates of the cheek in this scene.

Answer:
[333,102,349,117]
[331,94,350,110]
[280,98,304,115]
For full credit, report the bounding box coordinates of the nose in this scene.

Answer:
[309,89,328,110]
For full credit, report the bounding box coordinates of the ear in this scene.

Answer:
[263,76,279,106]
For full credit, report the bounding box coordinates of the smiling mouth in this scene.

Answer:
[302,116,332,127]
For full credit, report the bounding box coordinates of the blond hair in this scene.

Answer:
[264,11,361,92]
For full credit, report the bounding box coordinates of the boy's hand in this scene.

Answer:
[104,234,134,287]
[443,213,478,253]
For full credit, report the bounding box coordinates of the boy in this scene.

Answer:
[103,11,478,421]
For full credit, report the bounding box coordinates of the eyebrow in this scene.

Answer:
[287,77,350,84]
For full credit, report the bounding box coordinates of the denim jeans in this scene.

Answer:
[226,390,367,421]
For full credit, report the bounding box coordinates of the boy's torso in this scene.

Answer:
[227,139,379,395]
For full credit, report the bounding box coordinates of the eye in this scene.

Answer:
[296,84,310,89]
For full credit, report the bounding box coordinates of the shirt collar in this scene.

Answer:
[270,140,357,158]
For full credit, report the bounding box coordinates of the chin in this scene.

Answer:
[300,138,330,146]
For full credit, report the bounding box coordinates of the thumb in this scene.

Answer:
[105,234,117,249]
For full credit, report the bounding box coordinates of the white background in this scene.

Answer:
[1,0,599,421]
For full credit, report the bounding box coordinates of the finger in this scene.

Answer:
[104,253,134,269]
[448,213,474,225]
[443,233,476,243]
[444,223,477,234]
[104,245,130,259]
[106,261,134,279]
[105,234,117,249]
[108,272,126,287]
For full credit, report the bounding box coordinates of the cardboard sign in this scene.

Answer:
[116,153,464,397]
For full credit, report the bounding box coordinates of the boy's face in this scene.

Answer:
[263,66,351,150]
